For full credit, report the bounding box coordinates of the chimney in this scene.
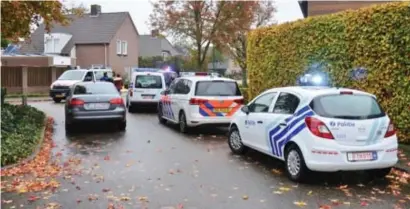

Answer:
[151,30,159,37]
[90,4,101,16]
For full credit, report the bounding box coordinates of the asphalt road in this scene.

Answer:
[1,101,409,209]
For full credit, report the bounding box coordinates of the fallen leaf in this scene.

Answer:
[307,190,313,195]
[104,156,110,161]
[28,195,39,202]
[137,196,148,202]
[319,205,332,209]
[273,191,283,194]
[293,201,307,207]
[102,188,110,192]
[343,202,351,205]
[279,187,291,192]
[242,195,249,200]
[2,200,13,204]
[271,169,282,175]
[360,201,369,206]
[120,196,130,201]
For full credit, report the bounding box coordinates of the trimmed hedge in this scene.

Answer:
[247,2,410,143]
[1,103,45,166]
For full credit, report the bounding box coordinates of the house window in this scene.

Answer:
[53,39,60,53]
[121,41,128,55]
[116,40,122,55]
[162,51,168,60]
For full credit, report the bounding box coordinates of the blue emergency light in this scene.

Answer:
[297,62,331,87]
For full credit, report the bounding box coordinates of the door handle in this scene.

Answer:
[279,123,287,127]
[257,120,263,124]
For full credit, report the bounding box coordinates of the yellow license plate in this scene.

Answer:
[213,108,230,113]
[55,94,65,98]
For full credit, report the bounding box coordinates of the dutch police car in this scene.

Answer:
[228,74,398,182]
[157,72,244,133]
[126,68,177,112]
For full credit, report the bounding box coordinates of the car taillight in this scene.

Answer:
[234,99,244,104]
[340,91,353,95]
[70,98,84,106]
[189,98,208,105]
[384,121,396,138]
[195,72,208,76]
[305,117,334,139]
[110,98,123,105]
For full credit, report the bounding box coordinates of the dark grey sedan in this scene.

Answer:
[64,82,126,133]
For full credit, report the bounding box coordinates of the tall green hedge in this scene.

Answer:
[247,2,410,143]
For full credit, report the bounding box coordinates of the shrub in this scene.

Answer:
[247,2,410,143]
[1,104,45,166]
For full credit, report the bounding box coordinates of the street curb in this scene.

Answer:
[393,165,409,173]
[5,98,53,103]
[0,117,53,170]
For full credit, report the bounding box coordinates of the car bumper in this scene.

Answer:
[130,101,159,107]
[68,108,126,122]
[187,116,232,127]
[304,143,398,172]
[50,89,70,99]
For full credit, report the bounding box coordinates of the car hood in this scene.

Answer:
[52,80,80,87]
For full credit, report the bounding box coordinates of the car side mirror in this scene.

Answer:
[241,105,250,115]
[160,89,169,95]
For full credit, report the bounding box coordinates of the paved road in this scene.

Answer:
[1,102,409,209]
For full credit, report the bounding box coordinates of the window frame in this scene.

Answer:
[272,91,301,115]
[247,92,278,113]
[121,41,128,55]
[116,40,122,55]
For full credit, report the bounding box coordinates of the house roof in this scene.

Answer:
[20,12,134,54]
[139,35,182,57]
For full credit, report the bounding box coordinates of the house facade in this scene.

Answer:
[139,32,182,60]
[298,1,391,17]
[21,4,139,75]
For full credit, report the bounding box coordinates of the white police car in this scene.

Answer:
[228,85,398,182]
[157,72,244,133]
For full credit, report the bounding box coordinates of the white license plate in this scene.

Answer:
[347,152,377,162]
[85,103,110,110]
[55,93,65,98]
[142,96,154,99]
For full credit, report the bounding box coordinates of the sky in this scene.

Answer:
[70,0,303,39]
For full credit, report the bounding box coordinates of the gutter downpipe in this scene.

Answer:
[104,43,107,67]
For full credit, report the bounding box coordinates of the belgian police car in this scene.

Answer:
[228,73,398,182]
[126,67,177,112]
[157,72,244,133]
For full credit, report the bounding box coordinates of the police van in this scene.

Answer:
[227,74,398,182]
[157,72,244,133]
[127,68,177,112]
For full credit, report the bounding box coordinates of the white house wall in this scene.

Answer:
[44,33,72,54]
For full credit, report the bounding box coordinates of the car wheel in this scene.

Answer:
[367,167,392,179]
[128,104,135,113]
[157,105,167,124]
[65,122,75,135]
[53,98,62,103]
[178,111,189,133]
[228,126,248,155]
[118,121,126,131]
[285,144,309,182]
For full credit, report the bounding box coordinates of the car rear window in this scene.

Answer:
[195,81,242,96]
[310,94,385,119]
[73,83,118,95]
[135,75,163,89]
[58,70,85,80]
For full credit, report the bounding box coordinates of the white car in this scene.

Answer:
[49,68,113,103]
[228,86,398,182]
[157,74,244,133]
[127,69,177,112]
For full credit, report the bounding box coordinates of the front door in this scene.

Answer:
[241,92,278,153]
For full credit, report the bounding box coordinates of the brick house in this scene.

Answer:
[20,4,139,75]
[298,1,391,18]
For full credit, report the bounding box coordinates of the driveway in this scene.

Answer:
[1,102,409,209]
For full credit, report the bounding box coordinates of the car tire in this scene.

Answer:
[285,144,309,182]
[228,126,248,155]
[367,167,392,179]
[118,121,126,131]
[157,105,167,124]
[178,111,189,133]
[65,122,75,135]
[53,98,62,103]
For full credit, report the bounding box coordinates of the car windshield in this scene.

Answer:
[58,70,86,80]
[195,81,242,96]
[135,75,163,89]
[94,71,114,80]
[73,83,118,95]
[310,94,385,119]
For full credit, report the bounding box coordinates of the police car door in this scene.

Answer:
[268,92,302,159]
[171,79,189,121]
[241,92,278,153]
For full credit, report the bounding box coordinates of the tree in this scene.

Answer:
[217,1,276,87]
[150,0,259,71]
[1,0,86,42]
